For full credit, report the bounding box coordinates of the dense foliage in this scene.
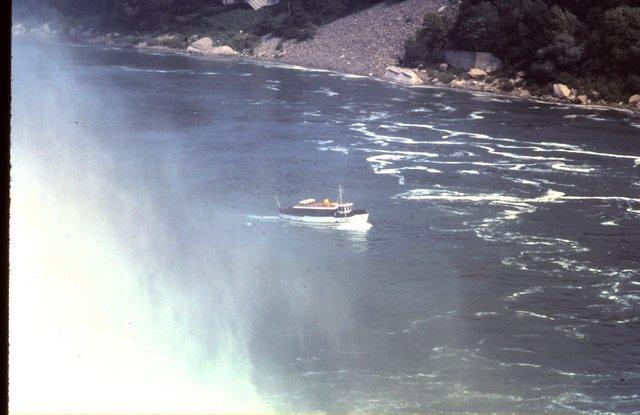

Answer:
[403,0,640,100]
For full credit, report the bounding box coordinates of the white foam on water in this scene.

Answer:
[506,286,544,301]
[563,113,607,121]
[394,122,517,144]
[473,96,513,103]
[239,73,253,76]
[601,220,618,226]
[546,148,640,165]
[303,111,321,117]
[264,85,280,91]
[118,66,192,74]
[468,111,493,120]
[476,144,567,161]
[551,163,594,173]
[537,141,582,150]
[366,154,410,176]
[452,151,476,157]
[357,147,440,158]
[245,214,280,221]
[516,311,555,320]
[458,170,480,175]
[396,188,565,205]
[396,188,639,234]
[505,177,540,187]
[500,361,542,368]
[560,194,640,203]
[499,347,536,354]
[409,166,442,173]
[357,111,389,121]
[315,87,338,96]
[350,124,421,144]
[474,311,499,317]
[318,146,350,155]
[410,107,432,113]
[435,103,456,112]
[627,206,640,215]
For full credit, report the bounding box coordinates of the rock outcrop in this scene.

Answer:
[468,68,487,78]
[553,83,572,99]
[210,45,237,56]
[383,66,423,85]
[576,94,589,105]
[187,37,237,56]
[629,94,640,106]
[187,37,213,52]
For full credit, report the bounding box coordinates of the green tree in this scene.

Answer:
[601,6,640,69]
[402,12,454,65]
[450,1,501,51]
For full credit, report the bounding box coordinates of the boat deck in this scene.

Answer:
[295,200,339,209]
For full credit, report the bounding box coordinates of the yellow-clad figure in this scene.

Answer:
[322,198,331,207]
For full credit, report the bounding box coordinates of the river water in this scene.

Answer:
[10,40,640,414]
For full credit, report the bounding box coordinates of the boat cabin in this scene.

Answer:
[290,198,354,217]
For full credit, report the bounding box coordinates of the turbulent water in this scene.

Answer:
[10,39,640,414]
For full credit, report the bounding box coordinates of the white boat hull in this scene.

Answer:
[279,212,369,224]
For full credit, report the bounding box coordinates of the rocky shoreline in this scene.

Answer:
[13,22,640,115]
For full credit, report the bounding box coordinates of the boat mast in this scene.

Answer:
[339,184,346,217]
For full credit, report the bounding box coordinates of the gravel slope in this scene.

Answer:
[254,0,453,76]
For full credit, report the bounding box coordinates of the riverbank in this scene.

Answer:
[13,27,640,115]
[125,40,640,115]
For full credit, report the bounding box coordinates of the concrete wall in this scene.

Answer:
[444,50,502,71]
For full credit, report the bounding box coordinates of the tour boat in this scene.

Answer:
[277,186,369,224]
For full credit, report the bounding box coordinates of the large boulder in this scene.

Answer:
[629,94,640,106]
[187,37,237,56]
[553,83,572,99]
[209,45,237,56]
[576,94,590,105]
[187,36,214,53]
[468,68,487,78]
[382,66,424,86]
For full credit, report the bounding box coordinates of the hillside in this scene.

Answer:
[255,0,451,76]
